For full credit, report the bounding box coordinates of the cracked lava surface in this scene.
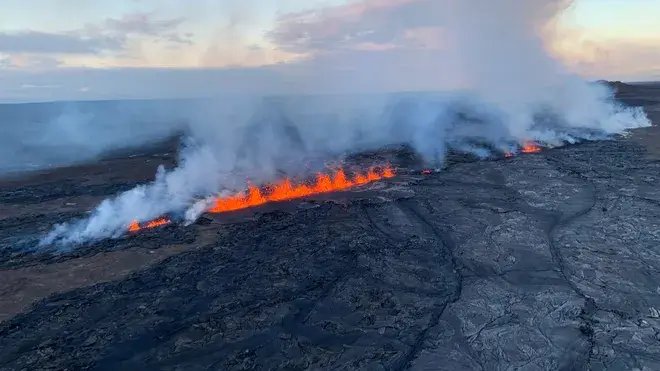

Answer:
[0,83,659,370]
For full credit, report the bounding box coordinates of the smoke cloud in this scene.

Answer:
[40,0,650,246]
[0,99,187,173]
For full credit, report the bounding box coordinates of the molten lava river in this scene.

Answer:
[127,166,395,232]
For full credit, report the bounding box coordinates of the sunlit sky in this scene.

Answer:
[0,0,658,101]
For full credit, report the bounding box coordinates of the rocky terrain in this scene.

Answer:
[0,84,659,370]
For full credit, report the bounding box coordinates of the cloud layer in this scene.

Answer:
[0,0,658,101]
[0,12,190,71]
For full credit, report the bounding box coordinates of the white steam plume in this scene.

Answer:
[41,0,650,247]
[0,100,186,173]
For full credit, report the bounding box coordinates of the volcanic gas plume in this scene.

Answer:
[39,0,651,247]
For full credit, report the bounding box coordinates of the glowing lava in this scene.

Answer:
[520,141,542,153]
[124,166,394,233]
[128,217,171,232]
[505,141,542,158]
[209,166,395,213]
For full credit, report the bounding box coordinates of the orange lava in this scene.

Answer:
[125,166,394,233]
[505,141,542,158]
[209,166,395,213]
[520,141,542,153]
[128,217,171,232]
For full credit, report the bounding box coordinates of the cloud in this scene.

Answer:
[267,0,659,85]
[0,54,62,69]
[550,23,660,80]
[0,31,119,54]
[268,0,431,53]
[1,0,659,101]
[0,12,190,58]
[0,55,14,68]
[260,0,474,93]
[99,12,192,45]
[585,40,660,81]
[268,0,569,54]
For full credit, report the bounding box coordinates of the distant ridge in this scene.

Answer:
[595,80,656,94]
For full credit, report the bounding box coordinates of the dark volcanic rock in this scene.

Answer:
[0,221,197,270]
[0,180,142,204]
[0,85,660,370]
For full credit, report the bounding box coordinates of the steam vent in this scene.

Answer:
[0,82,659,371]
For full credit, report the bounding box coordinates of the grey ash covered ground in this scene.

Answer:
[1,84,660,370]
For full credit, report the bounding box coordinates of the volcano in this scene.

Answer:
[0,82,659,370]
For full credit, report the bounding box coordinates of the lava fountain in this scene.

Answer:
[520,141,542,153]
[209,166,394,213]
[127,165,396,232]
[128,218,171,232]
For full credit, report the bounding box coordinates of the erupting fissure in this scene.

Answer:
[127,166,395,232]
[505,141,542,158]
[210,166,394,213]
[126,141,543,233]
[520,141,542,153]
[128,217,171,232]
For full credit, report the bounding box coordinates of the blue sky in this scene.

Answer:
[568,0,659,38]
[0,0,658,101]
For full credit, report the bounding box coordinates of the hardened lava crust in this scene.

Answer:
[0,83,660,370]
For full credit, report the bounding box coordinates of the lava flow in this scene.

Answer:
[505,141,542,157]
[125,166,395,233]
[520,141,542,153]
[128,217,171,232]
[209,166,395,213]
